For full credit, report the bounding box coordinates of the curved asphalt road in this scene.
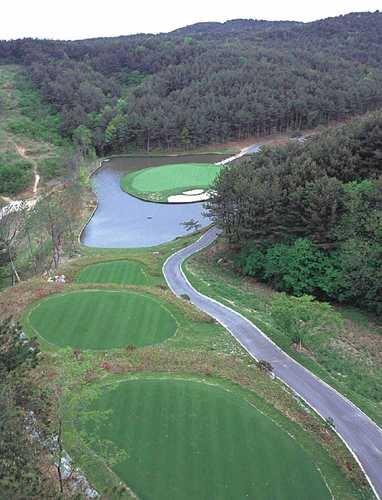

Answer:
[163,226,382,499]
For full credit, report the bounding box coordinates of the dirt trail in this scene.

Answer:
[0,141,40,212]
[13,143,40,195]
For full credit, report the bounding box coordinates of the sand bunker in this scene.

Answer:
[168,189,211,203]
[183,189,205,195]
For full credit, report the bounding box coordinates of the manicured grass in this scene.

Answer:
[185,249,382,427]
[10,230,372,498]
[25,290,177,350]
[76,260,148,286]
[121,163,222,202]
[85,377,330,500]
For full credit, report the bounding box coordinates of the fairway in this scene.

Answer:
[86,378,330,500]
[121,163,222,202]
[76,260,148,285]
[26,290,176,349]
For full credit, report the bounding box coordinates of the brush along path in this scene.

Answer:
[120,163,222,202]
[86,378,331,500]
[76,260,148,286]
[163,226,382,499]
[26,290,177,350]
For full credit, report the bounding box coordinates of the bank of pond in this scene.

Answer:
[81,154,228,248]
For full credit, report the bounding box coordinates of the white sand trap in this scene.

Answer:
[183,189,205,195]
[168,191,211,203]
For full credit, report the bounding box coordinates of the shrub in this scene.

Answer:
[39,157,64,180]
[257,360,273,373]
[239,246,266,277]
[263,239,332,295]
[0,153,33,194]
[271,293,343,350]
[240,239,340,298]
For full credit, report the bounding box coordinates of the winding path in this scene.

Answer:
[163,226,382,499]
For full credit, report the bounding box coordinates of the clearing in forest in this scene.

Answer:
[0,65,70,197]
[83,377,331,500]
[120,163,222,202]
[76,260,148,286]
[24,290,177,349]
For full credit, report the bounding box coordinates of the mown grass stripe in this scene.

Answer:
[25,290,177,350]
[84,378,331,500]
[76,260,148,286]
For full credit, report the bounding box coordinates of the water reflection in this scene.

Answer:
[81,154,227,248]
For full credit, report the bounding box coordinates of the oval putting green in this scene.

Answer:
[76,260,148,286]
[121,163,222,202]
[85,378,330,500]
[26,290,176,350]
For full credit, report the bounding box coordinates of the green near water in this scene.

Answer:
[121,162,222,202]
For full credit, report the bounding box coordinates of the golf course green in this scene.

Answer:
[76,260,148,285]
[120,163,222,202]
[25,290,177,349]
[86,378,330,500]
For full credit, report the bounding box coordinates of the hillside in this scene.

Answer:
[0,65,71,197]
[0,12,382,155]
[0,67,93,291]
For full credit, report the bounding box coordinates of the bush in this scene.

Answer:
[264,239,334,295]
[239,246,265,277]
[257,360,273,373]
[271,293,343,350]
[39,157,64,180]
[0,153,33,194]
[240,239,340,298]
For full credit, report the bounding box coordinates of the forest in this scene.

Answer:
[0,12,382,153]
[207,111,382,314]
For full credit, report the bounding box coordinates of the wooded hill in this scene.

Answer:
[0,66,72,196]
[0,11,382,153]
[207,111,382,314]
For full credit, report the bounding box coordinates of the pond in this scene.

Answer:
[80,154,228,248]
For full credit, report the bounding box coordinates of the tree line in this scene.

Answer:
[0,12,382,154]
[207,111,382,314]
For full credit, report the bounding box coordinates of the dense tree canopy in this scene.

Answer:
[1,12,382,153]
[209,112,382,314]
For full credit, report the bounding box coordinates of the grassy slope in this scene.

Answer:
[0,65,71,197]
[121,163,222,201]
[86,377,331,500]
[5,231,370,498]
[185,243,382,427]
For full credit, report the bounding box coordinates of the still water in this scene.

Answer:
[80,154,228,248]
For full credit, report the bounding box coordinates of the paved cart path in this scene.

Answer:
[163,226,382,499]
